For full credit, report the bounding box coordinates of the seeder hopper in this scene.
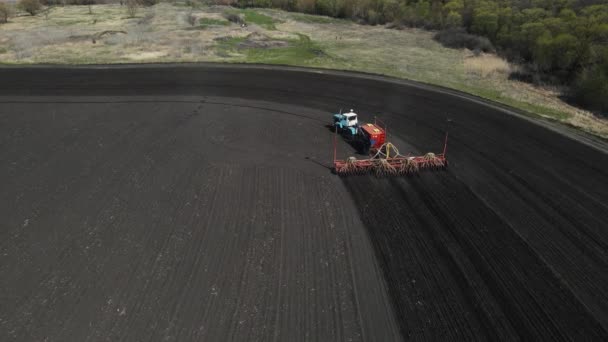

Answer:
[331,110,448,176]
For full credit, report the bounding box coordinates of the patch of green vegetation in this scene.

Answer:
[290,13,344,24]
[453,83,572,121]
[54,19,90,26]
[229,9,279,30]
[243,10,277,30]
[504,99,571,121]
[216,36,246,47]
[245,34,328,65]
[214,36,246,57]
[0,47,8,54]
[214,33,329,65]
[199,18,229,27]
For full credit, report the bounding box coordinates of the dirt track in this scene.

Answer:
[0,65,607,341]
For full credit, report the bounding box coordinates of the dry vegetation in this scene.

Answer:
[0,3,606,137]
[464,54,512,78]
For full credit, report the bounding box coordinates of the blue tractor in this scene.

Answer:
[333,109,377,154]
[333,109,359,136]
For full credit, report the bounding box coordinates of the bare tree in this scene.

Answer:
[42,5,53,19]
[126,0,139,18]
[0,3,13,23]
[187,10,196,26]
[80,0,94,14]
[18,0,42,16]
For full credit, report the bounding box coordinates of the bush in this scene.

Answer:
[315,0,334,16]
[296,0,315,13]
[126,0,139,17]
[0,3,13,23]
[186,12,196,26]
[137,10,155,25]
[212,0,237,4]
[223,12,243,24]
[434,28,495,53]
[445,11,462,28]
[366,9,381,25]
[572,65,608,113]
[18,0,42,16]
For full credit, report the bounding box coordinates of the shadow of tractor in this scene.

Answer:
[325,124,370,156]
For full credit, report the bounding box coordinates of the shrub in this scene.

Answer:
[137,10,154,25]
[186,12,196,26]
[199,17,229,26]
[18,0,42,16]
[126,0,139,17]
[223,12,243,24]
[296,0,315,13]
[572,65,608,113]
[0,3,13,23]
[315,0,334,16]
[366,9,381,25]
[434,28,495,53]
[445,11,462,28]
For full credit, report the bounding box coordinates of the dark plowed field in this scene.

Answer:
[1,65,607,341]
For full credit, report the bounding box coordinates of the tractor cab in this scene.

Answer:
[333,109,359,135]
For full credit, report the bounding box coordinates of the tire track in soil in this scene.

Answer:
[451,155,608,324]
[348,84,608,335]
[343,172,608,340]
[393,113,608,327]
[344,176,502,340]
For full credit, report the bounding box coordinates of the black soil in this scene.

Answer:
[0,65,607,341]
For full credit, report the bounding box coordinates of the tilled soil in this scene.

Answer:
[0,65,607,341]
[0,96,399,341]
